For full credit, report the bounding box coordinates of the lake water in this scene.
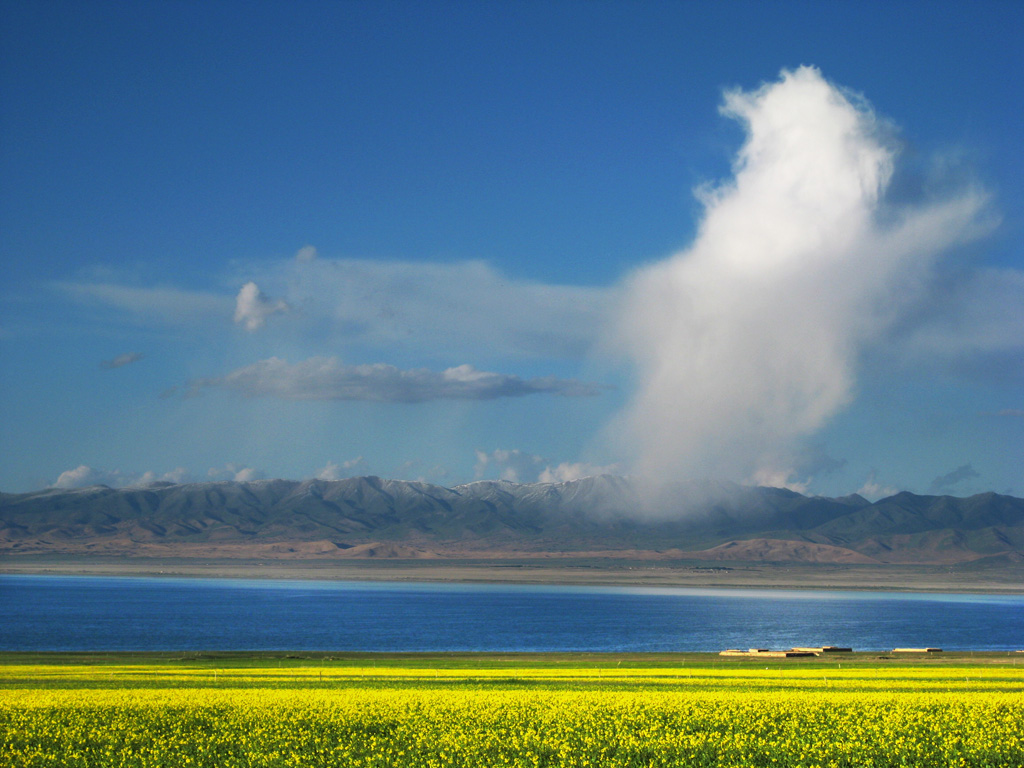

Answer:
[1,575,1022,653]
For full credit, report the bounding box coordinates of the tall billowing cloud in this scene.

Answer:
[613,67,990,487]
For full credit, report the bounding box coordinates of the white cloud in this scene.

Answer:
[538,461,620,484]
[134,467,189,485]
[233,281,288,331]
[99,352,143,369]
[856,471,900,501]
[474,449,545,482]
[53,465,189,489]
[744,445,844,494]
[295,245,318,262]
[611,66,992,485]
[207,463,265,482]
[54,243,1017,377]
[472,451,619,484]
[53,465,111,488]
[747,468,810,494]
[315,457,367,481]
[189,356,605,402]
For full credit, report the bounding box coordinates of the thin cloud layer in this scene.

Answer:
[613,67,991,487]
[57,282,230,327]
[892,267,1024,374]
[190,357,605,403]
[58,259,611,360]
[245,258,611,360]
[473,449,545,482]
[99,352,143,369]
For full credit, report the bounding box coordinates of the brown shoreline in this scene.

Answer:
[3,554,1022,594]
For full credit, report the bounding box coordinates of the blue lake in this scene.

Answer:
[1,575,1022,653]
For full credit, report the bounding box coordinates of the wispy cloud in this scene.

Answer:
[207,463,265,482]
[473,449,545,482]
[233,281,288,331]
[892,267,1024,374]
[928,464,980,495]
[391,459,451,484]
[56,259,611,360]
[538,461,620,483]
[746,445,846,494]
[856,470,900,501]
[99,352,143,369]
[241,258,611,360]
[748,469,810,494]
[473,449,618,484]
[188,357,606,403]
[56,282,230,327]
[315,457,367,481]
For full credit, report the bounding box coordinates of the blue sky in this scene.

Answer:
[1,1,1022,497]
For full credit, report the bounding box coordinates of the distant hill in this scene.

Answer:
[2,476,1023,565]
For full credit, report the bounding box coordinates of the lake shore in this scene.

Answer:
[3,554,1022,594]
[3,649,1021,666]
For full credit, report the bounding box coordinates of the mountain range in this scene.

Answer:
[3,475,1023,565]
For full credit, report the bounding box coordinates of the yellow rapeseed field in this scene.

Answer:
[2,657,1022,767]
